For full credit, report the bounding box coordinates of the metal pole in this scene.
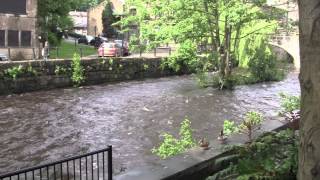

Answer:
[108,146,112,180]
[33,48,36,60]
[80,48,83,58]
[8,48,11,61]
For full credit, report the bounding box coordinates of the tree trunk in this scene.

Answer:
[298,1,320,179]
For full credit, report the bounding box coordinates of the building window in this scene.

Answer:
[0,0,27,15]
[8,30,19,47]
[21,31,31,47]
[0,30,5,47]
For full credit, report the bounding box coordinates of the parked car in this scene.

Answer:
[90,37,107,48]
[0,53,8,61]
[78,37,88,45]
[98,42,122,57]
[114,40,130,56]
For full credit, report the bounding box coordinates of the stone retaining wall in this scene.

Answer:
[0,57,183,95]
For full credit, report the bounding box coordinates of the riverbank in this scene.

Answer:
[0,57,186,95]
[196,60,294,89]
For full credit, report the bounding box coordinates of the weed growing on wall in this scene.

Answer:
[152,119,195,159]
[54,65,68,75]
[71,53,85,86]
[5,65,24,80]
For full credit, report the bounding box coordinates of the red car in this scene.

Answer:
[98,42,122,57]
[114,40,130,56]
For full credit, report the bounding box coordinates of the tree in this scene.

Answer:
[298,1,320,179]
[102,1,119,38]
[120,0,282,84]
[38,0,78,46]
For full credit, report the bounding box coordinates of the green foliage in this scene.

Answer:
[152,119,195,159]
[223,120,237,137]
[279,93,301,113]
[238,111,264,142]
[208,130,298,180]
[246,38,284,82]
[102,1,119,38]
[163,40,199,72]
[54,65,68,75]
[121,0,281,84]
[143,64,149,71]
[5,65,24,80]
[71,53,85,86]
[5,65,38,80]
[221,111,264,142]
[38,0,76,46]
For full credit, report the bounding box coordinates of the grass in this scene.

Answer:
[49,41,97,59]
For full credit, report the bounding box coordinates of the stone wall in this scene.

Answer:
[0,57,181,95]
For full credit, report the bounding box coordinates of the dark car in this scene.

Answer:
[78,37,88,45]
[0,53,8,61]
[114,40,129,56]
[90,37,107,48]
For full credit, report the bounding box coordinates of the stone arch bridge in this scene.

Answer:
[269,34,300,70]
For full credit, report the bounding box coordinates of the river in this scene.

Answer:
[0,72,300,175]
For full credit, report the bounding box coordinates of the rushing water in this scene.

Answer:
[0,72,300,175]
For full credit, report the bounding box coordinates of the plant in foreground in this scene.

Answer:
[207,129,298,180]
[279,92,300,114]
[152,119,195,159]
[220,111,264,142]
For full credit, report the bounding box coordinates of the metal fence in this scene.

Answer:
[0,146,112,180]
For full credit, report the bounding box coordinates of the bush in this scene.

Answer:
[5,65,38,79]
[162,40,199,72]
[71,53,85,86]
[220,111,264,142]
[152,119,195,159]
[248,42,283,82]
[207,130,298,180]
[279,93,300,113]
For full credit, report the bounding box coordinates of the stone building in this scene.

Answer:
[87,0,124,37]
[69,11,88,35]
[0,0,39,60]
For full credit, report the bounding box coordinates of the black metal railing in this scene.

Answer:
[0,146,112,180]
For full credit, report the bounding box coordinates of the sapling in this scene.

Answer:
[238,111,264,142]
[219,111,264,143]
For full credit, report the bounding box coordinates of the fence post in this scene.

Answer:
[108,146,113,180]
[154,48,156,57]
[80,48,83,58]
[8,48,11,61]
[139,45,142,57]
[169,47,172,56]
[32,48,36,60]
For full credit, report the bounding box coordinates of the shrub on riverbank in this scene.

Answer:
[207,129,298,180]
[196,61,288,89]
[71,53,85,86]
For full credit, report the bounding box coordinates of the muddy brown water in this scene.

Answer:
[0,72,300,175]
